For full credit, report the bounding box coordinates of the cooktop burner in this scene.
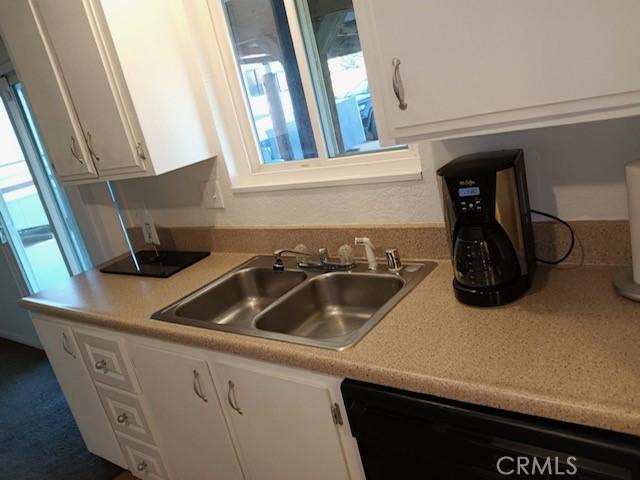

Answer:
[100,250,210,278]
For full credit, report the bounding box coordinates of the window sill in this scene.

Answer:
[229,147,422,193]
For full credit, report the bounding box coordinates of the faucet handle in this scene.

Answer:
[385,248,402,272]
[294,244,312,265]
[317,247,329,263]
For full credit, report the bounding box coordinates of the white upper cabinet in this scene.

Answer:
[354,0,640,143]
[33,0,146,178]
[0,0,217,184]
[0,0,97,181]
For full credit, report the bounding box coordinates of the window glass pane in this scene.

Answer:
[298,0,392,158]
[0,92,70,292]
[224,0,318,164]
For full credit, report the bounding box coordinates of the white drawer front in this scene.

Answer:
[97,385,155,445]
[75,330,137,393]
[118,435,169,480]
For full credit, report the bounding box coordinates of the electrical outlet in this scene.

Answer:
[140,209,160,246]
[203,180,225,209]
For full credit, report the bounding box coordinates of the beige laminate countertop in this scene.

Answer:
[19,253,640,436]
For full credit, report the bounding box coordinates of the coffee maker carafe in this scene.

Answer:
[437,150,535,306]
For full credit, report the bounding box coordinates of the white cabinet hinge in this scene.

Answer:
[331,402,343,426]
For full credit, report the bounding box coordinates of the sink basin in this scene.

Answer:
[167,267,306,327]
[255,273,404,340]
[152,255,435,350]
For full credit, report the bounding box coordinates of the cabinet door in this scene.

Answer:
[130,344,244,480]
[31,0,146,178]
[214,361,351,480]
[0,0,97,182]
[356,0,640,142]
[32,316,125,467]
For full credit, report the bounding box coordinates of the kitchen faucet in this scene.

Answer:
[273,247,353,272]
[355,237,378,271]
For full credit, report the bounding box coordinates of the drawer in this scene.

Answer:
[97,385,155,445]
[75,330,138,393]
[117,435,169,480]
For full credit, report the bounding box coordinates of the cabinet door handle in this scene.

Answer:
[392,58,408,111]
[227,380,243,415]
[69,136,84,164]
[192,369,208,403]
[95,359,107,371]
[85,131,100,162]
[135,142,146,161]
[116,413,128,424]
[62,332,76,358]
[136,461,147,472]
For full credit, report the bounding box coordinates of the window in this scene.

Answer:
[224,0,318,164]
[209,0,421,190]
[297,2,384,157]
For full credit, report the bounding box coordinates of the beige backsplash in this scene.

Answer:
[128,220,630,266]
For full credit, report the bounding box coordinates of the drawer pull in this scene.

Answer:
[116,413,128,424]
[227,380,243,415]
[95,359,107,371]
[192,369,208,403]
[62,332,76,358]
[136,461,147,472]
[392,57,408,111]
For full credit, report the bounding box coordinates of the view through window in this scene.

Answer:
[224,0,317,164]
[223,0,392,165]
[0,89,70,291]
[298,0,380,158]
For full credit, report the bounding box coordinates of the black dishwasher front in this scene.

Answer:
[342,380,640,479]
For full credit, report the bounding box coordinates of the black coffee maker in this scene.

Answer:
[436,149,535,306]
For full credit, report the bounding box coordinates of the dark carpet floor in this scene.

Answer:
[0,337,124,480]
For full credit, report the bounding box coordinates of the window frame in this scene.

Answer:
[205,0,422,192]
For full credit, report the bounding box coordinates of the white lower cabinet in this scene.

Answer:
[31,315,363,480]
[31,315,126,467]
[214,359,352,480]
[129,343,244,480]
[118,435,170,480]
[97,384,156,446]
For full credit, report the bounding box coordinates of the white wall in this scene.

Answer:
[65,184,129,263]
[107,114,640,229]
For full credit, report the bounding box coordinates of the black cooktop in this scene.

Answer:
[100,250,210,278]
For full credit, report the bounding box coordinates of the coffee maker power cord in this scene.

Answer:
[530,209,575,264]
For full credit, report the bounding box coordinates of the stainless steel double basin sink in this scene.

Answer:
[152,256,435,350]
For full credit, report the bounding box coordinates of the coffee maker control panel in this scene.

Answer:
[457,186,484,214]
